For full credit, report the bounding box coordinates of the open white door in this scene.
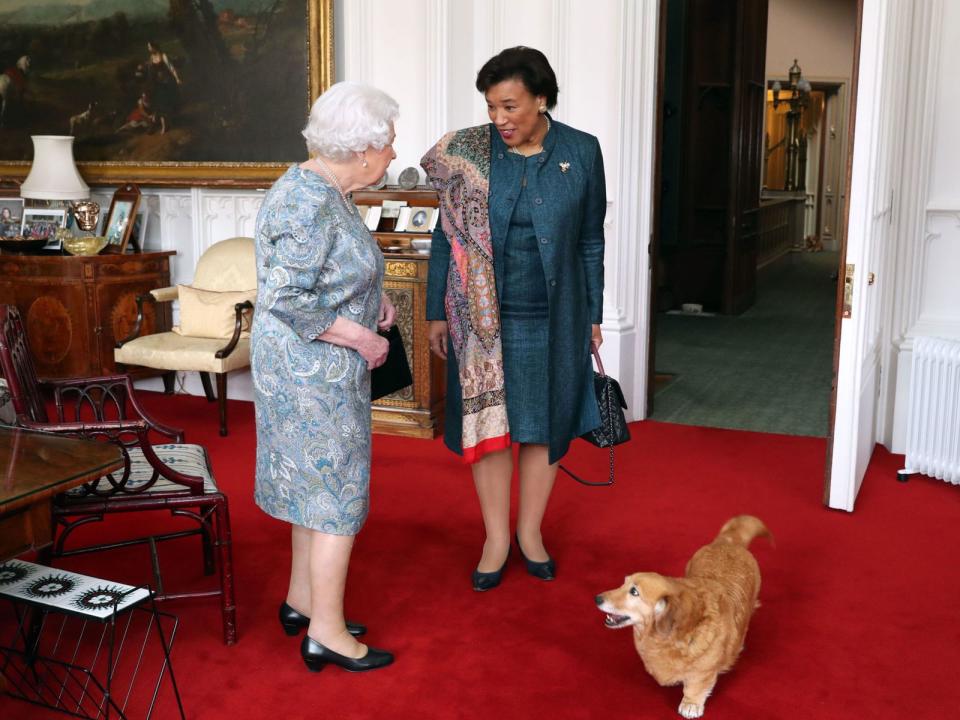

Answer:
[826,0,908,511]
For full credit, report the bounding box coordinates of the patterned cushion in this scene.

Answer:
[66,443,218,497]
[114,333,250,373]
[0,559,151,618]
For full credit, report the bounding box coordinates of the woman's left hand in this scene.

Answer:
[591,324,603,350]
[378,293,396,331]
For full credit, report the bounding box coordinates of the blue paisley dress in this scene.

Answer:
[251,165,384,535]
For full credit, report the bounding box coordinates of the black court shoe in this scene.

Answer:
[300,636,394,673]
[516,534,556,581]
[472,556,508,592]
[279,602,367,637]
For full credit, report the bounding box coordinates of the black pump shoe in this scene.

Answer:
[472,557,508,592]
[516,534,556,581]
[279,602,366,637]
[300,636,394,673]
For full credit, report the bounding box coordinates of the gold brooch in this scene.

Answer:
[559,162,570,173]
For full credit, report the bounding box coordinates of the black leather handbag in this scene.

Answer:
[560,348,629,486]
[371,325,413,400]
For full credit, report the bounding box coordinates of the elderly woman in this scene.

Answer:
[251,81,398,672]
[422,47,605,591]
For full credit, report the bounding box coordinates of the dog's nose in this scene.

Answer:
[594,595,604,606]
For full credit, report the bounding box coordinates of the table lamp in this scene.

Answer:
[20,135,100,232]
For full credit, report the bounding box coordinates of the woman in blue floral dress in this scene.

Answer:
[251,82,398,673]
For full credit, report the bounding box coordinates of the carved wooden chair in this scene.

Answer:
[114,237,256,436]
[0,304,237,645]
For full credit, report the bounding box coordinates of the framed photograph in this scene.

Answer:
[128,208,149,253]
[0,1,333,188]
[363,206,382,232]
[102,184,141,253]
[406,206,436,233]
[393,207,412,233]
[20,208,66,241]
[0,198,24,237]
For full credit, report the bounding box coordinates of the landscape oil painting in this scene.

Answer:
[0,0,333,186]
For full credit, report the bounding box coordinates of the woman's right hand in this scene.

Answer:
[358,329,390,369]
[428,321,448,359]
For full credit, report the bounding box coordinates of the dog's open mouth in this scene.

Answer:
[604,613,631,628]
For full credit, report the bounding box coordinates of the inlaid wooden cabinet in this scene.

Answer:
[353,189,446,439]
[0,251,174,379]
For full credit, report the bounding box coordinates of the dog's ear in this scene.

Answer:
[653,595,674,636]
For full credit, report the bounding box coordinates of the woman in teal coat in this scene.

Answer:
[422,46,605,591]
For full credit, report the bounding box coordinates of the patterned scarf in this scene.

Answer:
[421,126,510,463]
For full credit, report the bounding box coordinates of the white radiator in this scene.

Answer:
[903,336,960,485]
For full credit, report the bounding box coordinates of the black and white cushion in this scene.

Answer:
[0,559,151,619]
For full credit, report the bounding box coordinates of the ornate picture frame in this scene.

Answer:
[0,0,334,188]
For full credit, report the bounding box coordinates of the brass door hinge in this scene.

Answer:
[843,264,854,318]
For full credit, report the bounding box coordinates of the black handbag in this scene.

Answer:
[559,348,629,486]
[370,325,413,400]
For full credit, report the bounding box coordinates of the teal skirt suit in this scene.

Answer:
[427,118,606,464]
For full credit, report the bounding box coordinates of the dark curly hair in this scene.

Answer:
[475,46,559,109]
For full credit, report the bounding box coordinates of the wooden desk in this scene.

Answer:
[0,427,123,560]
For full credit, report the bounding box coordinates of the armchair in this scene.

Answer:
[115,237,256,436]
[0,304,237,645]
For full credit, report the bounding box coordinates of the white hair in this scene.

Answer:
[302,81,399,161]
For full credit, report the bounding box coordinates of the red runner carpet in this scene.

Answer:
[3,392,959,719]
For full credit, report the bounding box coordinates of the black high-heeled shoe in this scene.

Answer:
[300,635,394,673]
[279,602,366,637]
[472,554,509,592]
[515,534,556,581]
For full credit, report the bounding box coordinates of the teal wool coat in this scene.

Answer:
[426,119,606,464]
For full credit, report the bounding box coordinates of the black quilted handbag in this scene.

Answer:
[560,349,629,486]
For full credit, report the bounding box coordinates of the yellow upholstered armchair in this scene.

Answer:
[115,237,256,436]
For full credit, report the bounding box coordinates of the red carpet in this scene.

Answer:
[3,392,959,719]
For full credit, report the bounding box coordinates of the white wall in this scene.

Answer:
[766,0,857,81]
[887,0,960,452]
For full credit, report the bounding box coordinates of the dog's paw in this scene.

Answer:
[678,701,705,719]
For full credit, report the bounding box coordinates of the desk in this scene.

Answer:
[0,427,123,560]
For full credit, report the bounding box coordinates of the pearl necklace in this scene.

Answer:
[312,156,347,199]
[508,114,551,156]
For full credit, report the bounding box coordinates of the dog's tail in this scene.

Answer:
[716,515,774,548]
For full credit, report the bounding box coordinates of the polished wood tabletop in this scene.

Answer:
[0,426,123,522]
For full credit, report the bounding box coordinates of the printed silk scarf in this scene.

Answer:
[421,125,510,463]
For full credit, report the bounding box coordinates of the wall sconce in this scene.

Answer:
[20,135,100,232]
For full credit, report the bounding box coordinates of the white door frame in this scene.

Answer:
[626,0,899,511]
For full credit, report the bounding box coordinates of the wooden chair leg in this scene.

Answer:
[199,372,216,402]
[200,515,215,576]
[162,371,176,394]
[216,373,228,436]
[214,496,237,645]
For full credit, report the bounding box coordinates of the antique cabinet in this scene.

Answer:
[0,251,174,379]
[353,189,446,439]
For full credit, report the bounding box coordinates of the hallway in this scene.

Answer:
[652,250,838,436]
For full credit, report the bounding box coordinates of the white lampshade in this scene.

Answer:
[20,135,90,201]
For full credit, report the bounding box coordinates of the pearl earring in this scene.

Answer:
[361,158,368,168]
[539,105,547,113]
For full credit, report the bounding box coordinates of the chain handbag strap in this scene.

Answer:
[559,348,615,487]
